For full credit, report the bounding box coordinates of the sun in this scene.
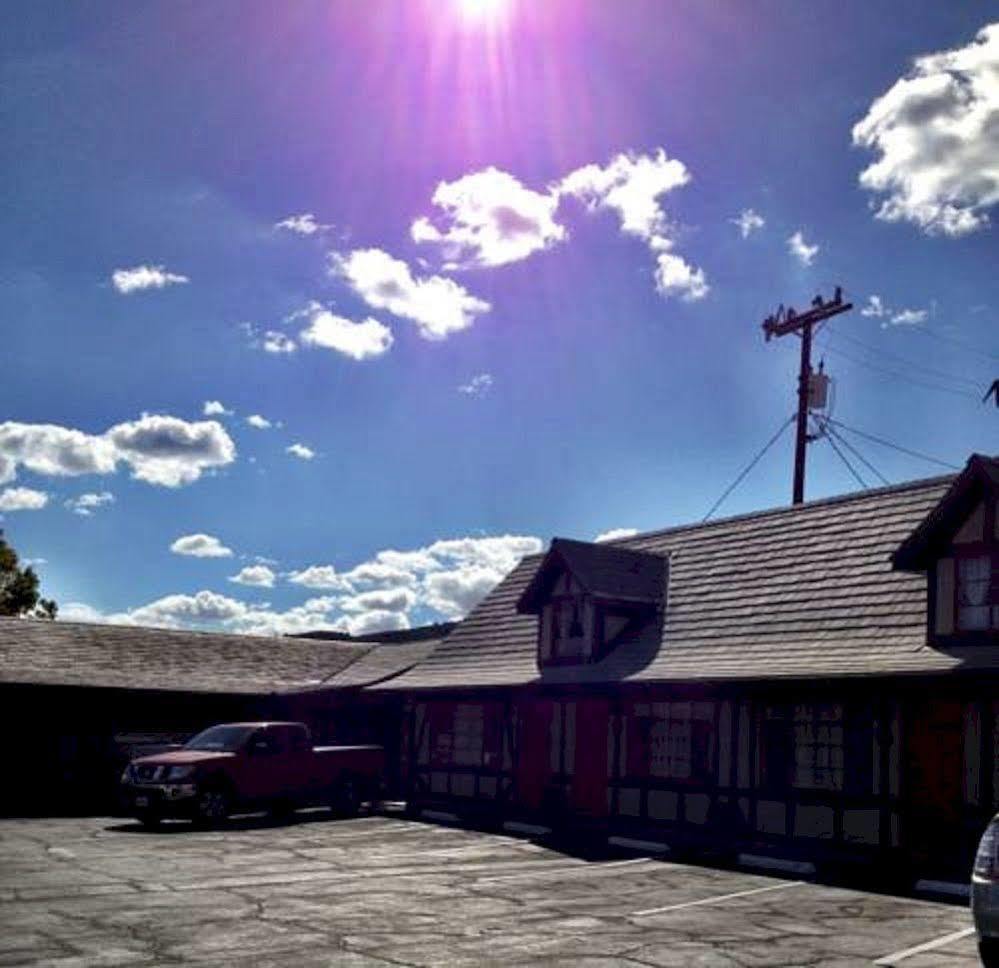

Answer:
[457,0,507,23]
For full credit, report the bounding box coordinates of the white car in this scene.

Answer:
[973,816,999,966]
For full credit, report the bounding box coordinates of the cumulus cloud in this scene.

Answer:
[262,331,297,354]
[288,533,543,623]
[246,414,272,429]
[203,400,233,417]
[853,23,999,235]
[411,167,566,268]
[334,248,491,340]
[286,443,315,460]
[170,533,234,558]
[595,527,638,543]
[0,487,48,512]
[558,149,709,301]
[731,208,765,238]
[0,415,234,488]
[274,213,328,236]
[342,609,410,637]
[65,491,114,516]
[229,564,276,587]
[458,373,493,397]
[59,602,106,624]
[298,303,394,360]
[890,308,928,326]
[859,294,929,327]
[111,265,189,294]
[787,230,819,266]
[129,590,249,628]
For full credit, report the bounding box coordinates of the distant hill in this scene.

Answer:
[293,621,457,644]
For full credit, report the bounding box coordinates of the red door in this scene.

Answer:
[516,699,554,811]
[570,699,610,819]
[905,699,965,866]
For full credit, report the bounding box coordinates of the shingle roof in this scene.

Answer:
[0,619,374,694]
[316,640,439,689]
[378,472,985,690]
[517,538,667,613]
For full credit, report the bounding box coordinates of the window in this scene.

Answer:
[632,701,713,783]
[792,704,844,791]
[452,704,485,766]
[957,554,995,631]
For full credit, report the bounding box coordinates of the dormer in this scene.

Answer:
[892,454,999,641]
[517,537,668,668]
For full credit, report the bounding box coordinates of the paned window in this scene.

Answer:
[792,704,844,791]
[957,555,995,631]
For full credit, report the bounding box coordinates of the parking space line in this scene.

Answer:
[475,856,654,884]
[872,926,975,966]
[631,879,803,917]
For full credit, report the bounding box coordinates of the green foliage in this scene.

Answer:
[0,530,58,619]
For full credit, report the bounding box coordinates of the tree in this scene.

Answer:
[0,530,57,619]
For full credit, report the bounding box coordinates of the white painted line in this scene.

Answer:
[914,878,971,899]
[477,856,653,885]
[421,810,461,823]
[609,836,671,854]
[873,926,975,966]
[631,880,803,918]
[738,852,816,876]
[503,820,551,836]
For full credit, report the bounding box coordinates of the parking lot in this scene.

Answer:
[0,811,979,966]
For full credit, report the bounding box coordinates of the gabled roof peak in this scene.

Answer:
[517,536,668,614]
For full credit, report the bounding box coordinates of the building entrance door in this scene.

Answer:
[570,699,610,819]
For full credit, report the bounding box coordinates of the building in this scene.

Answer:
[380,455,999,880]
[0,620,437,813]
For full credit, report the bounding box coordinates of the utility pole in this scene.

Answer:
[762,287,853,504]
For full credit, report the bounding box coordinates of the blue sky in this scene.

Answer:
[1,0,996,636]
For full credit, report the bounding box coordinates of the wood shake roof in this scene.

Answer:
[379,472,997,690]
[0,619,373,694]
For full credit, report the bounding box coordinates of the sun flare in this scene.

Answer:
[458,0,507,23]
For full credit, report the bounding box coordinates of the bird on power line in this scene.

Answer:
[984,379,999,408]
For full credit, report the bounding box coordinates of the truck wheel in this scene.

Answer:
[136,811,161,830]
[331,775,361,817]
[194,786,231,828]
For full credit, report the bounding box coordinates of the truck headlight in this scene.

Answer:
[121,765,134,784]
[166,765,195,781]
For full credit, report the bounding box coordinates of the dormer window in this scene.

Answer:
[517,537,668,670]
[892,454,999,642]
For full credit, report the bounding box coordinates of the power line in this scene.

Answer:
[817,343,980,400]
[823,325,983,391]
[910,324,999,363]
[825,417,961,471]
[823,428,868,489]
[825,423,890,486]
[703,415,796,522]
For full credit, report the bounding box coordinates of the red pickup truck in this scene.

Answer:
[121,721,384,828]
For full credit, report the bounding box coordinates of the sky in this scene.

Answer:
[1,0,997,637]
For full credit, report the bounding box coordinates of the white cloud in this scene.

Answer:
[0,415,234,488]
[288,564,351,592]
[339,586,417,615]
[412,167,566,268]
[458,373,493,396]
[262,331,297,354]
[859,295,929,327]
[203,400,233,417]
[0,487,48,512]
[129,590,249,628]
[558,149,709,302]
[334,248,491,340]
[343,609,410,637]
[59,602,106,624]
[104,415,236,487]
[170,533,234,558]
[860,295,886,318]
[229,564,276,587]
[299,304,394,361]
[595,527,638,543]
[731,208,765,238]
[274,213,328,236]
[787,230,819,266]
[287,443,315,460]
[853,23,999,236]
[246,414,272,429]
[889,308,929,326]
[65,491,114,516]
[111,265,189,294]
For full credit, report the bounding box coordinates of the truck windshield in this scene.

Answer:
[184,725,254,752]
